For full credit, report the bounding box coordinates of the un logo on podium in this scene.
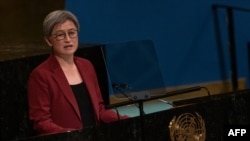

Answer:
[169,112,206,141]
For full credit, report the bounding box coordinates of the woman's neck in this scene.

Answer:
[55,54,75,66]
[55,55,83,85]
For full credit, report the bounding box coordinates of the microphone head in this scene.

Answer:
[112,83,119,90]
[120,83,129,89]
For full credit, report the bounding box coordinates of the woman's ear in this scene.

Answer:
[44,36,52,47]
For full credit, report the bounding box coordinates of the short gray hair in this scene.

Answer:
[43,10,80,36]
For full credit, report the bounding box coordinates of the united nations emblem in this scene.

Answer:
[169,112,206,141]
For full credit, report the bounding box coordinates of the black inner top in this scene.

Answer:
[70,82,96,128]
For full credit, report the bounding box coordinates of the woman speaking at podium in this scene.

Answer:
[28,10,128,135]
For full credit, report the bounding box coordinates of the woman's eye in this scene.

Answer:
[57,33,65,37]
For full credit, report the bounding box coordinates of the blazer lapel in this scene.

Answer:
[48,55,81,120]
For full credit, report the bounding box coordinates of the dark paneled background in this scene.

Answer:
[0,0,65,61]
[0,1,65,140]
[0,0,64,42]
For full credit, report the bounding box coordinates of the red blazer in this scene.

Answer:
[28,54,128,135]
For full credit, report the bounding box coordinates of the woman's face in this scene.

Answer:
[45,20,79,57]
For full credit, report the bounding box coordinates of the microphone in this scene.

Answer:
[112,83,120,90]
[112,82,130,90]
[112,82,131,99]
[111,82,145,114]
[120,83,130,89]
